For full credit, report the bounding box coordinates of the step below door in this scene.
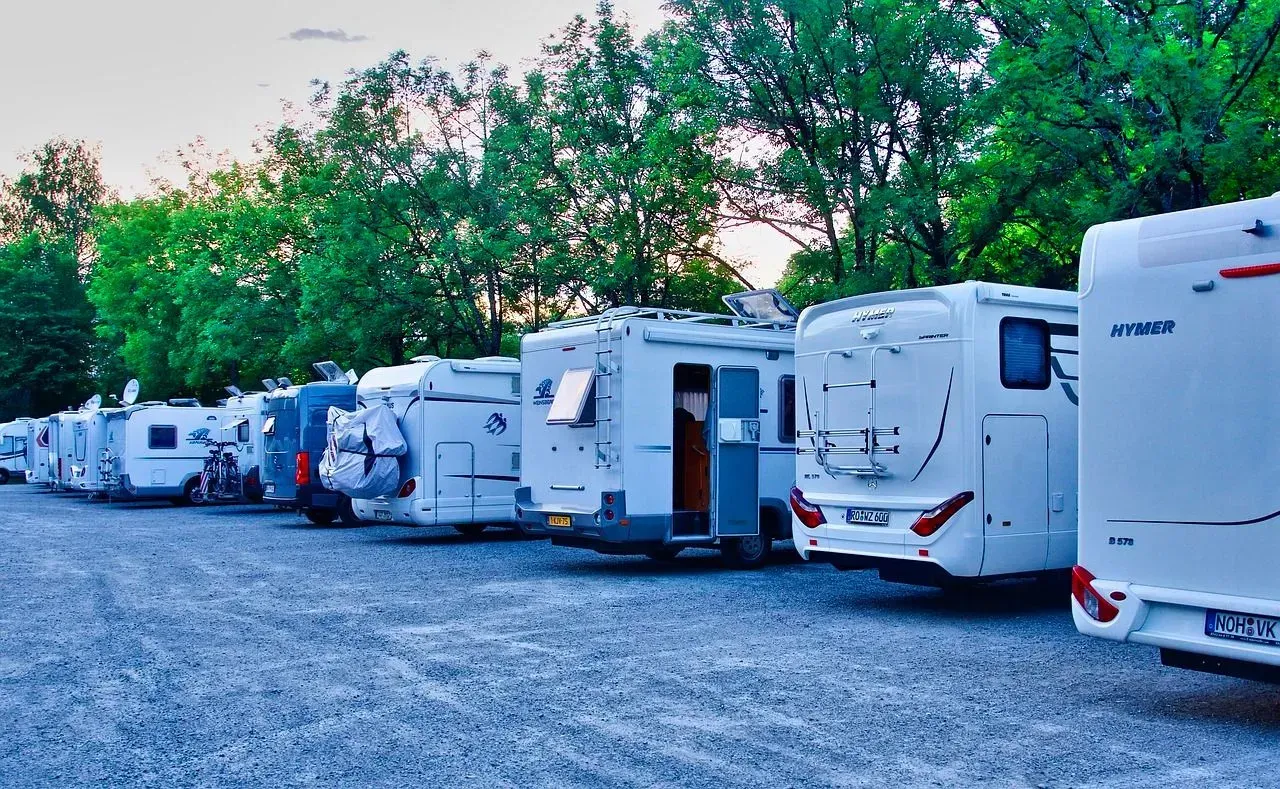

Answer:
[980,415,1049,576]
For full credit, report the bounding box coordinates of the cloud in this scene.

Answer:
[283,28,368,43]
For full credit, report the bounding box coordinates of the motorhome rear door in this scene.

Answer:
[712,366,760,537]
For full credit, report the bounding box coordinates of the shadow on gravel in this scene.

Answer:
[189,506,287,517]
[99,500,174,510]
[374,528,537,547]
[1137,683,1280,730]
[851,576,1070,618]
[556,546,806,576]
[273,520,373,530]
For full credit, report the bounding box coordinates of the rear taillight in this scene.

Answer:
[909,491,974,537]
[295,452,310,486]
[789,486,826,529]
[398,478,417,498]
[1220,261,1280,279]
[1071,565,1119,623]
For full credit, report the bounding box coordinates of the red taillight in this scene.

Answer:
[604,493,615,506]
[1220,262,1280,279]
[789,486,826,529]
[909,491,974,537]
[1072,565,1120,622]
[398,478,417,498]
[295,452,310,486]
[604,509,615,521]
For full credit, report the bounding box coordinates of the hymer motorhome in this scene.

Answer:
[346,356,521,533]
[790,282,1079,586]
[1073,194,1280,682]
[515,290,797,568]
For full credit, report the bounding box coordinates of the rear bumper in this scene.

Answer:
[264,485,341,510]
[515,486,691,552]
[1073,579,1280,671]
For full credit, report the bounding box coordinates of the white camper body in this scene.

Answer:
[102,402,226,502]
[791,282,1079,585]
[45,412,76,489]
[0,418,33,483]
[68,409,121,492]
[515,305,796,566]
[221,391,270,500]
[52,410,90,491]
[1074,194,1280,682]
[24,417,50,484]
[350,357,522,529]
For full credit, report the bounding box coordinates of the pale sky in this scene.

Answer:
[0,0,796,285]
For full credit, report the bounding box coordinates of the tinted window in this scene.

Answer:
[237,422,250,443]
[1000,317,1050,390]
[149,425,177,449]
[778,376,796,443]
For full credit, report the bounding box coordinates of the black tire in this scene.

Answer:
[644,545,685,562]
[720,534,772,569]
[172,478,201,507]
[0,468,10,485]
[337,496,362,526]
[304,508,338,526]
[453,523,488,537]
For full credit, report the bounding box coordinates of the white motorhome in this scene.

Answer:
[349,356,521,533]
[0,418,33,483]
[54,405,98,491]
[220,389,270,501]
[790,282,1079,586]
[101,400,226,504]
[23,417,51,485]
[1073,194,1280,682]
[515,291,797,568]
[46,410,79,489]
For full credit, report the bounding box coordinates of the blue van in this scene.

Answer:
[261,380,358,524]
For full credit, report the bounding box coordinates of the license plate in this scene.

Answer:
[374,510,393,522]
[846,508,891,526]
[263,482,275,493]
[1205,609,1280,646]
[548,515,572,528]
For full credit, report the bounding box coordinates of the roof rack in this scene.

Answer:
[547,305,795,332]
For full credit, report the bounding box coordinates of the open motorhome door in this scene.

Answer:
[712,366,761,538]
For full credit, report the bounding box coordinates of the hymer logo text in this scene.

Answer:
[1110,320,1175,338]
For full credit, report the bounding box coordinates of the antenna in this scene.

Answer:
[277,377,293,388]
[225,385,243,398]
[311,360,345,383]
[261,378,279,391]
[121,379,140,406]
[345,369,358,385]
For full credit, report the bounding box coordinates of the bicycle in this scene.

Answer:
[193,439,242,503]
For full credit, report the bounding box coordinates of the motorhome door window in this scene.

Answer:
[238,421,250,443]
[778,375,796,443]
[546,368,597,426]
[999,317,1051,390]
[149,426,177,449]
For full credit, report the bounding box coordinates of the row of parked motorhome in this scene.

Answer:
[2,195,1276,682]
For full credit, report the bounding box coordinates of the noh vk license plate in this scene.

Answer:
[374,509,393,522]
[1206,609,1280,646]
[548,514,572,528]
[846,508,891,526]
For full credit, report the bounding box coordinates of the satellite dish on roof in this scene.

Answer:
[121,379,140,406]
[225,385,243,398]
[345,369,358,385]
[277,377,293,388]
[85,394,102,411]
[312,360,345,383]
[262,378,279,391]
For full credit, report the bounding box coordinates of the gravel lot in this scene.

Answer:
[1,484,1277,788]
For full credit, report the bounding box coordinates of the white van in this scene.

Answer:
[23,417,51,485]
[790,282,1079,585]
[515,291,797,567]
[0,418,33,483]
[1074,194,1280,682]
[349,356,521,533]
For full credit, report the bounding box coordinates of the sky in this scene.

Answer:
[0,0,797,285]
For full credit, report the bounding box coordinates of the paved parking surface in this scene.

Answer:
[1,484,1277,787]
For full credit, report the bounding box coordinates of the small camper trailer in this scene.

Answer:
[262,363,359,524]
[0,418,33,483]
[515,291,797,567]
[790,282,1079,585]
[1074,194,1280,682]
[24,417,50,485]
[101,399,226,504]
[345,356,521,532]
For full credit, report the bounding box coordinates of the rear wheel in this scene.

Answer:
[171,478,201,507]
[453,523,488,537]
[304,508,338,526]
[337,496,362,526]
[720,535,772,569]
[644,545,685,562]
[0,468,10,485]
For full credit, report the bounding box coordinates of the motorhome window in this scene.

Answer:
[1000,317,1050,390]
[149,426,177,449]
[261,416,276,435]
[778,376,796,443]
[546,368,597,426]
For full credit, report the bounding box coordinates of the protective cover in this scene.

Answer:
[319,405,407,499]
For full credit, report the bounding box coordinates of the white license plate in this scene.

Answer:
[846,508,891,526]
[263,482,275,493]
[1206,609,1280,646]
[374,510,393,522]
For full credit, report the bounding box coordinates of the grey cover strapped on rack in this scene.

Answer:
[319,404,407,499]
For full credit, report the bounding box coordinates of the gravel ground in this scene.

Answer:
[1,484,1277,788]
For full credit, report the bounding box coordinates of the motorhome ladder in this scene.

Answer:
[797,369,900,477]
[592,314,617,469]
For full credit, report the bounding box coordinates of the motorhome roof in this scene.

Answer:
[801,281,1076,325]
[358,356,519,394]
[546,304,796,332]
